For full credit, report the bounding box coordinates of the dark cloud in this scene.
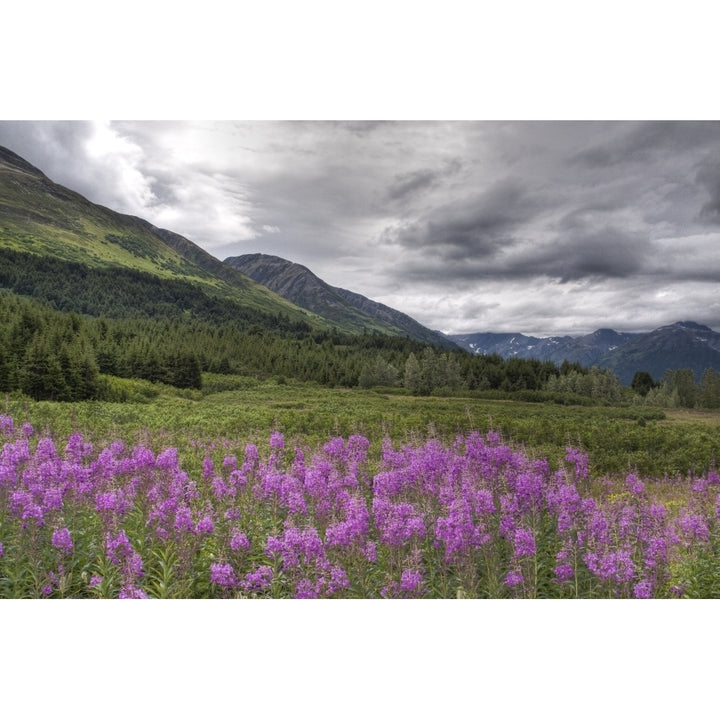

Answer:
[541,228,647,282]
[696,161,720,222]
[387,168,441,202]
[384,179,532,257]
[570,121,720,169]
[390,226,647,286]
[557,201,629,232]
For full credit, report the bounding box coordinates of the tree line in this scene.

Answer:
[636,368,720,410]
[4,247,720,407]
[0,288,593,402]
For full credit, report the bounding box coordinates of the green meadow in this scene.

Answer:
[5,374,719,481]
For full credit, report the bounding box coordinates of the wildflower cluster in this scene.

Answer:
[1,413,718,598]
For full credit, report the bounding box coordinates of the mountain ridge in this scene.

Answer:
[224,253,458,348]
[0,143,319,326]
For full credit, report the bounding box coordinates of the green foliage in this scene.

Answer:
[545,366,624,403]
[644,367,720,409]
[631,370,657,396]
[675,530,720,598]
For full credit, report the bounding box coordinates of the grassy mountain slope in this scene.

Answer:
[0,145,325,328]
[225,253,458,348]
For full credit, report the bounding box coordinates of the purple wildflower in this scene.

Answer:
[625,474,645,495]
[554,564,574,582]
[210,563,237,588]
[504,570,524,588]
[127,550,144,578]
[565,447,589,480]
[295,579,318,599]
[242,565,273,593]
[118,585,148,599]
[362,541,378,562]
[327,565,350,595]
[230,532,250,552]
[678,512,710,544]
[633,580,654,599]
[202,455,214,480]
[400,568,424,594]
[195,515,215,535]
[173,505,195,534]
[265,536,283,559]
[513,528,536,557]
[106,530,133,565]
[51,527,74,554]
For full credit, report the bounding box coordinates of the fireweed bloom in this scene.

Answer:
[324,495,370,549]
[565,447,589,480]
[229,532,250,552]
[505,570,524,588]
[633,580,654,599]
[51,527,74,554]
[554,564,574,582]
[513,528,537,558]
[295,578,318,599]
[625,474,645,495]
[242,566,274,593]
[106,530,133,565]
[210,563,237,588]
[372,497,426,546]
[400,568,424,595]
[677,512,710,545]
[271,524,326,569]
[202,455,214,480]
[119,585,148,599]
[4,414,720,599]
[195,515,215,535]
[0,415,13,435]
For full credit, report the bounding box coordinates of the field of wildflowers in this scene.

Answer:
[2,410,719,599]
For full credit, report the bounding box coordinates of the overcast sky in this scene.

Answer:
[2,120,720,336]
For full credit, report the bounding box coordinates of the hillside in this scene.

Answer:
[0,145,323,328]
[225,253,457,348]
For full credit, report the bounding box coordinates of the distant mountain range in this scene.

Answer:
[450,321,720,384]
[224,253,457,349]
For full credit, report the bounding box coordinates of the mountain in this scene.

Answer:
[450,328,635,365]
[0,145,322,328]
[224,253,458,348]
[597,321,720,385]
[0,144,458,348]
[451,321,720,384]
